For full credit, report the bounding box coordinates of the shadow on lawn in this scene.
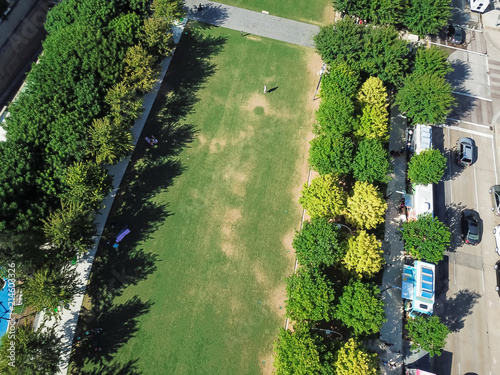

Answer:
[69,24,227,373]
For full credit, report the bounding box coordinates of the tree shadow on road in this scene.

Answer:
[443,202,467,253]
[440,288,480,333]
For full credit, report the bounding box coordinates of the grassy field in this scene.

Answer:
[71,22,320,375]
[216,0,335,25]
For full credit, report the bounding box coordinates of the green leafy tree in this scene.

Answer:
[140,17,174,57]
[370,0,407,25]
[315,95,359,136]
[108,12,142,46]
[286,268,336,322]
[151,0,185,21]
[89,117,134,165]
[334,338,379,375]
[345,181,387,230]
[273,324,334,375]
[22,266,79,318]
[396,73,455,124]
[309,134,354,176]
[401,214,451,263]
[299,174,347,219]
[406,315,450,357]
[123,44,159,93]
[413,46,453,77]
[292,217,345,269]
[105,81,144,124]
[356,77,389,141]
[407,149,447,185]
[336,279,386,335]
[404,0,452,37]
[42,203,96,256]
[320,64,361,99]
[62,161,112,210]
[353,139,391,184]
[344,230,384,278]
[0,325,62,374]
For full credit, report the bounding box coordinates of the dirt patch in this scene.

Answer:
[306,51,324,112]
[265,284,287,318]
[259,351,275,375]
[246,35,263,42]
[252,260,271,286]
[281,230,297,266]
[209,138,227,153]
[245,93,270,114]
[222,162,254,197]
[322,4,336,24]
[220,207,243,257]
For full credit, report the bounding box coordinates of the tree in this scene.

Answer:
[286,268,336,322]
[89,117,134,165]
[335,279,386,335]
[334,338,379,375]
[122,44,159,93]
[356,77,389,141]
[309,134,354,176]
[62,161,112,210]
[108,12,142,46]
[404,0,452,37]
[151,0,185,21]
[105,81,144,124]
[140,16,174,57]
[407,149,447,185]
[413,46,453,78]
[353,139,391,184]
[299,174,347,219]
[406,315,450,357]
[273,324,334,375]
[345,181,387,230]
[344,230,384,278]
[396,73,455,124]
[401,214,451,263]
[315,95,359,136]
[22,265,79,318]
[0,325,62,374]
[369,0,407,25]
[320,64,361,99]
[292,217,345,269]
[42,203,96,256]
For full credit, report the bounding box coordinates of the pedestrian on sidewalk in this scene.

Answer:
[264,84,267,93]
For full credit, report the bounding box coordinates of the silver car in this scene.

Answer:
[490,185,500,216]
[494,224,500,255]
[456,137,474,166]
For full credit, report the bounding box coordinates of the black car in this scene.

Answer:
[449,25,465,45]
[461,210,481,245]
[494,261,500,296]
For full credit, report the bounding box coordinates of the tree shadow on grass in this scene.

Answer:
[440,289,480,333]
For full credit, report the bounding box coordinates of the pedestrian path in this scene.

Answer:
[183,0,320,48]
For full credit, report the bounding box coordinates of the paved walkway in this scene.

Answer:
[183,0,320,48]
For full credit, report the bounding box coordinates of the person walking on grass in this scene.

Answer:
[264,84,267,93]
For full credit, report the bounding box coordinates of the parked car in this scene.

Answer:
[448,25,465,45]
[494,261,500,295]
[490,185,500,216]
[461,210,481,245]
[456,137,475,166]
[494,224,500,254]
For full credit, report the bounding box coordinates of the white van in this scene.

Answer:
[470,0,489,13]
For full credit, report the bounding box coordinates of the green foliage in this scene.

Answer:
[292,217,345,269]
[336,279,386,335]
[334,338,379,375]
[89,117,134,165]
[407,149,447,185]
[299,174,347,219]
[356,77,389,141]
[273,324,334,375]
[286,268,335,322]
[108,12,142,46]
[401,214,451,263]
[344,230,384,279]
[315,95,359,136]
[406,315,450,357]
[396,73,455,124]
[140,17,174,57]
[123,44,160,93]
[404,0,452,37]
[309,134,354,175]
[22,266,79,318]
[0,325,62,374]
[152,0,185,21]
[413,46,453,77]
[320,64,361,99]
[345,181,387,230]
[353,139,391,184]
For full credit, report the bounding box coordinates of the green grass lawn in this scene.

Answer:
[216,0,335,25]
[71,22,319,375]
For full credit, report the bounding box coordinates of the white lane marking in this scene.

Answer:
[447,127,453,204]
[473,150,479,210]
[454,259,457,285]
[482,267,485,292]
[492,137,498,185]
[452,91,492,102]
[444,125,493,138]
[447,117,491,129]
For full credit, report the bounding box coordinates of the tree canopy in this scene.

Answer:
[356,77,389,141]
[413,46,453,78]
[334,338,379,375]
[353,139,391,184]
[344,181,387,230]
[299,174,347,219]
[403,0,452,37]
[344,230,384,279]
[401,214,451,263]
[407,149,447,185]
[292,217,345,269]
[335,279,386,335]
[309,134,354,176]
[406,315,450,357]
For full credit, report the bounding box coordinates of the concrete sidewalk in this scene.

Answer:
[183,0,320,48]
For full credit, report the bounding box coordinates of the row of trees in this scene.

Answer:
[0,0,183,372]
[332,0,452,37]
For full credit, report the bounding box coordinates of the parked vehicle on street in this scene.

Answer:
[448,25,465,45]
[494,261,500,295]
[489,185,500,216]
[456,137,475,166]
[461,210,481,245]
[494,224,500,254]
